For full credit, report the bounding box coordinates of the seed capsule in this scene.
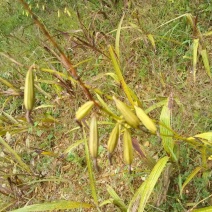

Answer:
[113,96,140,128]
[75,101,94,121]
[89,114,99,165]
[134,106,157,133]
[107,123,120,164]
[123,129,133,173]
[24,68,35,112]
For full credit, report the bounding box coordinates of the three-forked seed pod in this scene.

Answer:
[107,123,120,164]
[134,106,157,133]
[24,66,35,124]
[113,96,140,128]
[75,101,94,121]
[89,114,99,170]
[123,129,133,173]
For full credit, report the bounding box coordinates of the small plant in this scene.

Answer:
[0,0,211,211]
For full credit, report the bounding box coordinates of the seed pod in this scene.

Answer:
[134,106,157,133]
[89,114,99,159]
[107,123,120,164]
[75,101,94,121]
[113,96,140,128]
[24,68,35,112]
[123,129,133,173]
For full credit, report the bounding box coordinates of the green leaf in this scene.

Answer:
[128,156,169,212]
[201,49,211,78]
[99,199,113,207]
[41,68,76,84]
[2,111,19,124]
[108,45,134,105]
[105,73,119,83]
[159,97,175,158]
[192,39,199,82]
[145,100,167,114]
[115,14,125,59]
[83,127,98,205]
[34,105,55,110]
[64,139,85,155]
[9,200,92,212]
[180,167,202,196]
[187,132,212,146]
[107,185,127,212]
[0,136,31,173]
[0,77,19,91]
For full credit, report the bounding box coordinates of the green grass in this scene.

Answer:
[0,0,212,211]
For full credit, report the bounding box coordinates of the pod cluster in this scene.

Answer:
[75,96,157,173]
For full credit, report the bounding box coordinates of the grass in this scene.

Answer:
[0,0,212,211]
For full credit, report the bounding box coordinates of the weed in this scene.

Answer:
[0,0,211,211]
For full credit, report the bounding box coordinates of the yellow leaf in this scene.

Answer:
[159,96,175,159]
[200,49,211,78]
[10,200,92,211]
[147,34,156,51]
[193,39,199,82]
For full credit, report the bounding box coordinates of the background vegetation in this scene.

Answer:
[0,0,211,211]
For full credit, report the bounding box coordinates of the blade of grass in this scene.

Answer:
[0,52,23,67]
[0,77,19,91]
[108,45,134,105]
[155,13,189,30]
[2,112,19,124]
[115,13,125,60]
[83,127,98,206]
[64,139,85,155]
[41,68,76,84]
[180,166,202,196]
[34,105,55,110]
[34,84,52,99]
[192,39,199,82]
[147,34,156,51]
[105,73,119,84]
[107,185,127,212]
[190,194,212,212]
[145,100,167,114]
[0,136,31,173]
